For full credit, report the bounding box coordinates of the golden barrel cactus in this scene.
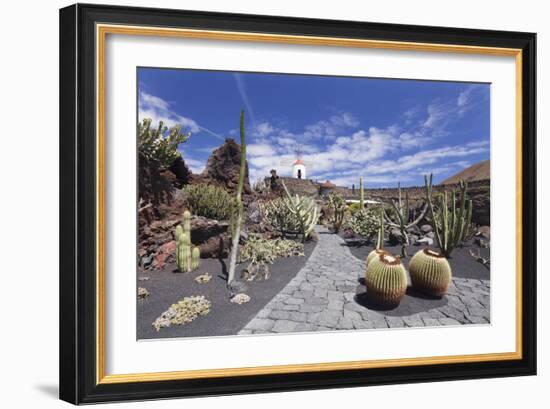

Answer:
[366,248,388,267]
[409,248,452,297]
[365,252,408,307]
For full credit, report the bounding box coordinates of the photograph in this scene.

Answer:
[136,68,491,340]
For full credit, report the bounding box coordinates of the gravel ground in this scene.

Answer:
[137,241,316,339]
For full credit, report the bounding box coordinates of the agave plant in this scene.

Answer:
[281,181,320,242]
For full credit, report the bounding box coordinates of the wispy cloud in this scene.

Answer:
[233,73,256,125]
[139,91,224,140]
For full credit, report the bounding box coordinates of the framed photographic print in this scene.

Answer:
[59,3,536,404]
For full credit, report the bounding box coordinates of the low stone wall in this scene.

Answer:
[264,176,490,225]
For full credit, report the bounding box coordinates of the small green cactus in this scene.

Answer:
[365,252,408,307]
[409,248,452,297]
[175,210,201,273]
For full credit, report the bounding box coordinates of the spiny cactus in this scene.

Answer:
[175,211,201,272]
[281,181,320,242]
[366,248,387,267]
[375,206,385,249]
[328,191,346,233]
[359,176,365,210]
[227,110,247,285]
[365,252,408,307]
[260,197,301,235]
[383,181,428,258]
[138,118,191,168]
[424,174,474,258]
[409,248,452,297]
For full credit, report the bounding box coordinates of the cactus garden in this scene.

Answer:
[137,67,491,339]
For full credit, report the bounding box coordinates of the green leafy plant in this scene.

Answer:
[327,191,346,233]
[281,181,320,242]
[239,235,305,266]
[424,174,475,258]
[348,202,362,215]
[152,295,211,331]
[182,184,237,221]
[260,197,302,234]
[138,118,191,167]
[347,207,379,240]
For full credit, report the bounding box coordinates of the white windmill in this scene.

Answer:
[279,145,314,180]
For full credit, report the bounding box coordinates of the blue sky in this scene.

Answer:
[138,67,490,187]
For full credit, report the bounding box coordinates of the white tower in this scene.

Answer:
[292,159,307,179]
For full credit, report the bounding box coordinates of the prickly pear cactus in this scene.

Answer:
[409,248,452,297]
[366,248,387,267]
[175,210,201,273]
[365,252,408,307]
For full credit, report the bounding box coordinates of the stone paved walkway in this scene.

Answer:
[239,226,490,334]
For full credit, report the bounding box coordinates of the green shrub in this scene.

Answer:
[327,192,346,233]
[260,197,301,233]
[348,202,362,215]
[347,207,380,239]
[239,235,304,265]
[182,184,237,220]
[138,118,191,168]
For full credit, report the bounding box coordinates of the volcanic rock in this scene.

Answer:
[389,228,405,245]
[195,138,251,194]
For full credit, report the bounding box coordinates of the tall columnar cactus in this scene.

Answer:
[328,191,346,233]
[281,181,320,242]
[383,181,428,258]
[409,248,452,297]
[424,174,474,258]
[359,176,365,210]
[227,110,247,286]
[365,252,408,307]
[375,206,385,250]
[175,211,201,272]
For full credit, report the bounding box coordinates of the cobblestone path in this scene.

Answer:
[239,226,490,334]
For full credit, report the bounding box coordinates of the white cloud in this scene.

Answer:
[184,157,206,174]
[139,91,200,133]
[302,112,359,140]
[248,143,276,157]
[139,91,225,140]
[252,122,274,138]
[244,86,488,186]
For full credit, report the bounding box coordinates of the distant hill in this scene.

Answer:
[442,160,490,184]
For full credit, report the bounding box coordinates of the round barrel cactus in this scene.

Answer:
[409,248,452,297]
[365,252,408,307]
[366,248,388,267]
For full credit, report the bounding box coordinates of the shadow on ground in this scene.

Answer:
[354,278,448,315]
[34,384,58,399]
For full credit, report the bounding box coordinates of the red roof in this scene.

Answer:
[321,180,335,188]
[294,159,303,165]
